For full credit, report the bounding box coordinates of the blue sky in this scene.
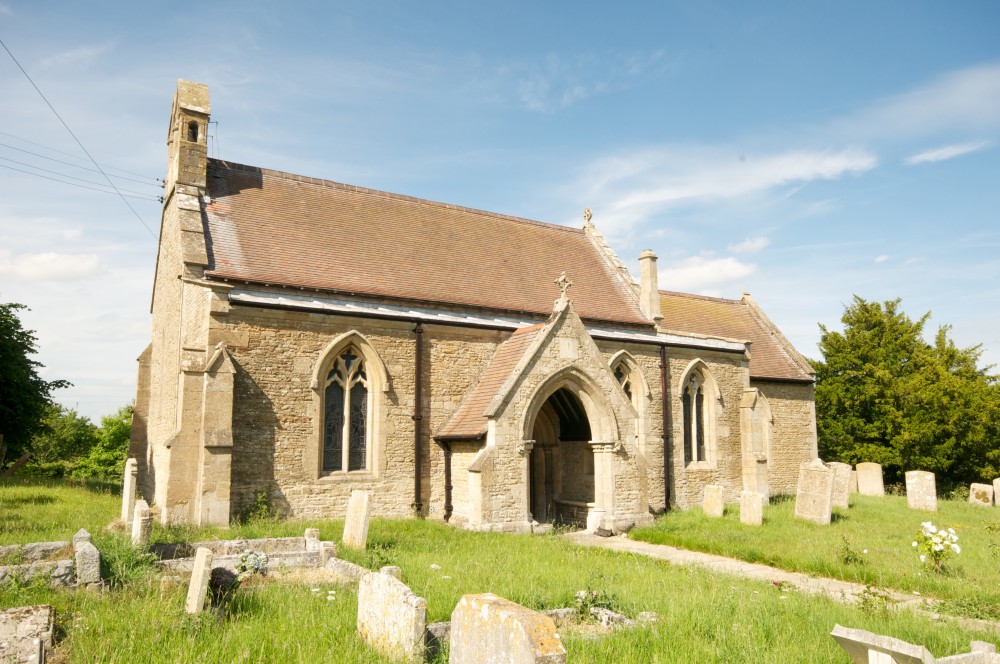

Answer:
[1,1,998,422]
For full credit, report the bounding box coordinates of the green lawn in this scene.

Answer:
[631,494,1000,621]
[1,481,998,662]
[0,477,120,545]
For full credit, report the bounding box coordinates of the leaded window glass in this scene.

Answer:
[322,347,369,472]
[682,373,706,464]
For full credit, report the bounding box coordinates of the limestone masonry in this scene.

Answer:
[129,80,818,531]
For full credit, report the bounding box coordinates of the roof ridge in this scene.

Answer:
[207,158,584,235]
[659,289,742,304]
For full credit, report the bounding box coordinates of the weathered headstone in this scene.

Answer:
[342,490,372,549]
[131,499,152,547]
[905,471,938,512]
[739,490,763,526]
[856,463,885,497]
[827,462,852,509]
[969,483,994,507]
[994,478,1000,507]
[0,605,54,664]
[121,458,138,525]
[73,529,101,587]
[702,484,724,518]
[356,568,427,661]
[450,593,566,664]
[849,470,858,494]
[184,547,214,614]
[830,624,934,664]
[794,459,834,525]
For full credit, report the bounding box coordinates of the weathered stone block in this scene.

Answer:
[739,490,763,526]
[184,547,214,614]
[969,483,994,507]
[702,484,724,518]
[856,463,884,497]
[132,500,152,547]
[121,458,138,524]
[357,569,427,661]
[450,593,566,664]
[905,471,937,512]
[849,469,858,494]
[74,541,101,586]
[830,624,934,664]
[0,605,54,664]
[994,479,1000,507]
[827,462,851,509]
[342,490,372,549]
[795,459,833,525]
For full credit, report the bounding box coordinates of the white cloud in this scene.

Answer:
[38,43,113,70]
[0,250,105,280]
[905,140,993,165]
[874,255,890,264]
[728,236,771,253]
[661,255,756,292]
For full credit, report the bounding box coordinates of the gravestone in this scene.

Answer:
[121,458,138,525]
[856,463,885,496]
[794,459,834,525]
[450,593,566,664]
[994,478,1000,506]
[0,605,54,664]
[342,490,372,550]
[830,624,934,664]
[905,471,937,512]
[827,462,852,509]
[184,547,214,614]
[356,567,427,661]
[702,484,724,518]
[969,483,994,507]
[739,490,763,526]
[73,529,101,586]
[849,470,858,494]
[131,500,152,547]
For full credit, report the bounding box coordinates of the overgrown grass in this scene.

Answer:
[631,494,1000,620]
[2,482,999,662]
[0,476,119,544]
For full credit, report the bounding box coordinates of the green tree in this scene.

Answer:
[24,404,99,477]
[814,296,1000,488]
[71,404,133,480]
[0,300,69,471]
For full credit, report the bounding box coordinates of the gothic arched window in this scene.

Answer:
[323,347,369,472]
[682,371,707,465]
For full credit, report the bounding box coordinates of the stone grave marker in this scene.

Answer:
[356,567,427,661]
[856,463,885,497]
[830,624,934,664]
[73,529,101,586]
[794,459,834,525]
[450,593,566,664]
[827,462,852,509]
[969,483,994,507]
[849,470,858,494]
[994,478,1000,506]
[342,489,372,550]
[132,500,152,547]
[739,490,763,526]
[121,458,138,525]
[184,547,214,614]
[905,471,937,512]
[0,605,54,664]
[702,484,724,518]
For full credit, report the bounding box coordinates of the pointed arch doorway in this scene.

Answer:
[528,387,594,527]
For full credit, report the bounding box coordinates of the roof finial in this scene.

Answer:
[554,271,573,310]
[582,208,593,226]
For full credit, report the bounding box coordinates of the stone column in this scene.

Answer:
[518,440,535,529]
[588,442,617,532]
[121,458,138,525]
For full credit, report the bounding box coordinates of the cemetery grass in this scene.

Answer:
[0,477,119,546]
[631,494,1000,621]
[1,484,997,662]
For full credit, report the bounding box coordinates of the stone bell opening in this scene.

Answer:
[528,387,594,528]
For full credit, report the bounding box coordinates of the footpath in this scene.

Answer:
[564,531,1000,635]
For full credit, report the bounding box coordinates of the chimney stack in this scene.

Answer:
[638,249,662,323]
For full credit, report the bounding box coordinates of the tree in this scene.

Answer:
[71,404,133,480]
[813,296,1000,489]
[24,404,99,477]
[0,300,69,471]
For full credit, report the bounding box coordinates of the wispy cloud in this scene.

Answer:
[0,251,105,280]
[661,255,756,292]
[905,140,993,165]
[874,254,890,264]
[38,43,113,70]
[728,236,770,253]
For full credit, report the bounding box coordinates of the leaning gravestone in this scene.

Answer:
[342,490,373,550]
[856,463,885,497]
[450,593,566,664]
[132,500,152,547]
[827,462,852,509]
[702,485,724,518]
[905,471,937,512]
[795,459,834,525]
[184,547,214,614]
[121,458,138,525]
[739,490,763,526]
[969,483,994,507]
[830,624,934,664]
[356,567,427,661]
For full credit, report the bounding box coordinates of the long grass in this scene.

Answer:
[631,494,1000,620]
[0,477,120,544]
[2,482,999,662]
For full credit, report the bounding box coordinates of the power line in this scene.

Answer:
[0,156,162,199]
[0,141,162,186]
[0,36,158,240]
[0,163,161,201]
[0,130,161,182]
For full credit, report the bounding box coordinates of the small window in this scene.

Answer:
[323,347,368,472]
[682,372,707,465]
[187,121,199,142]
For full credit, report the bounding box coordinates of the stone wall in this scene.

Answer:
[753,380,817,497]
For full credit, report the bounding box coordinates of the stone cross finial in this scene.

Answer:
[554,271,573,297]
[583,208,593,225]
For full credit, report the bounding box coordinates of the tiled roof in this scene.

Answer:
[436,325,543,440]
[202,160,651,327]
[659,291,814,382]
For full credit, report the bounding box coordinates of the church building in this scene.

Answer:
[129,80,817,532]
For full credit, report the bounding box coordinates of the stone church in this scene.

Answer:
[128,80,817,532]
